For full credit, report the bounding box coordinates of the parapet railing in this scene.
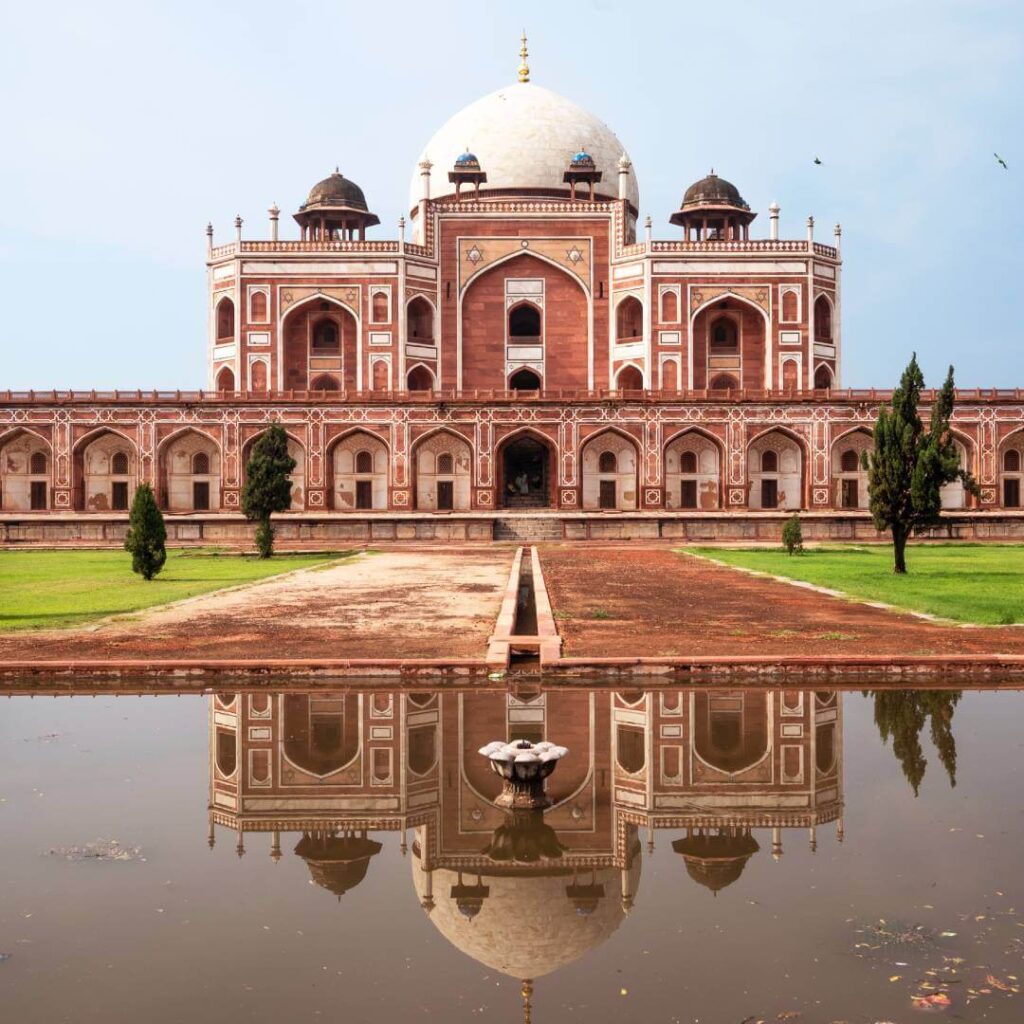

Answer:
[207,237,836,261]
[3,387,1022,406]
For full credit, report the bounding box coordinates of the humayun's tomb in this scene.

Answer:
[3,39,1023,544]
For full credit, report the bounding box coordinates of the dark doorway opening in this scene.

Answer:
[680,479,697,509]
[1005,478,1021,508]
[840,478,858,509]
[112,481,129,511]
[509,368,542,392]
[760,479,778,509]
[501,437,551,509]
[437,480,454,511]
[599,479,617,510]
[355,480,373,510]
[193,481,210,511]
[30,481,47,510]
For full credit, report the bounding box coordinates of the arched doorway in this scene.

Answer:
[509,368,542,392]
[407,365,435,392]
[499,434,553,509]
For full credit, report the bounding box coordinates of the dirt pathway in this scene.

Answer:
[538,546,1024,658]
[0,549,514,661]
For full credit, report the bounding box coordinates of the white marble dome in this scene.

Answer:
[413,857,642,980]
[409,82,639,212]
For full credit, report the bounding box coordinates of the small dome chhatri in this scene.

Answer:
[294,167,379,241]
[455,151,481,169]
[681,171,750,212]
[570,150,596,169]
[670,170,757,239]
[303,168,371,213]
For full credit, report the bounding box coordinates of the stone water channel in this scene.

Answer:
[2,684,1023,1022]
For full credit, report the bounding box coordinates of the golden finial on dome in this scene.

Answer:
[518,30,530,83]
[521,979,533,1023]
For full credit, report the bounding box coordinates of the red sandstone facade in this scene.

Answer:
[3,57,1023,540]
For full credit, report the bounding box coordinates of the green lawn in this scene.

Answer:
[0,549,353,631]
[682,544,1024,625]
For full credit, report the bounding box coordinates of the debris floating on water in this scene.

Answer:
[45,839,145,862]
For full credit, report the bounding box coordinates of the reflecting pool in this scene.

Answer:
[1,687,1022,1022]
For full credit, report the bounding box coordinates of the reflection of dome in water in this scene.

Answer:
[295,833,383,898]
[413,856,642,979]
[671,831,759,893]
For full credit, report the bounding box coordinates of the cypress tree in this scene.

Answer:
[241,423,296,558]
[871,690,960,796]
[124,482,167,580]
[863,354,974,573]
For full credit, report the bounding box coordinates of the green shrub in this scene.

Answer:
[781,514,803,556]
[124,483,167,580]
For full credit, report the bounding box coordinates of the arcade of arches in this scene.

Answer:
[1,421,1001,515]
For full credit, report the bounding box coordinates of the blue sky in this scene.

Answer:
[1,0,1020,389]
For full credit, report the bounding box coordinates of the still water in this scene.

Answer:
[1,687,1021,1023]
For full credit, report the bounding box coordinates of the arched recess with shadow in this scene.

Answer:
[157,428,222,511]
[412,428,472,511]
[496,428,556,509]
[326,428,389,511]
[580,428,640,510]
[282,694,361,778]
[693,691,770,774]
[664,428,723,510]
[72,428,138,512]
[0,428,52,511]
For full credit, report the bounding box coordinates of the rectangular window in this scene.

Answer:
[761,479,778,509]
[1005,478,1021,508]
[437,480,454,511]
[355,480,373,510]
[111,482,129,511]
[840,479,858,509]
[599,480,617,510]
[193,481,210,511]
[679,480,697,509]
[30,480,47,510]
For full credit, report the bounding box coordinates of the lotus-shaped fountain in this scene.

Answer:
[478,739,568,809]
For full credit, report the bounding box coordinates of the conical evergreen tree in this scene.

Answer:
[124,482,167,580]
[862,354,974,573]
[870,690,960,796]
[241,423,296,558]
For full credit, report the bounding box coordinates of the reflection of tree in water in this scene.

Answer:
[870,690,960,795]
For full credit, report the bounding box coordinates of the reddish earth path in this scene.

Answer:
[0,549,513,662]
[538,546,1024,658]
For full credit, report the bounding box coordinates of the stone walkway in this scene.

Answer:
[0,549,513,662]
[539,546,1024,658]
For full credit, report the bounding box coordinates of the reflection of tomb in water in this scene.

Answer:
[208,688,843,1013]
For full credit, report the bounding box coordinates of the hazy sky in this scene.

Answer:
[1,0,1021,389]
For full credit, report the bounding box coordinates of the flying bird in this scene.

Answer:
[995,153,1008,169]
[813,157,822,165]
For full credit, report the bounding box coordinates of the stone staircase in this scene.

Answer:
[493,516,565,541]
[502,494,550,510]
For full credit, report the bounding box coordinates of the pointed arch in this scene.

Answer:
[406,363,436,392]
[72,427,139,513]
[581,426,641,511]
[813,362,834,390]
[689,291,771,390]
[496,426,557,509]
[411,426,473,511]
[615,295,643,342]
[747,427,807,510]
[326,427,390,511]
[157,427,222,512]
[280,293,359,391]
[215,366,235,393]
[664,426,724,510]
[614,362,645,391]
[0,427,53,511]
[831,427,872,510]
